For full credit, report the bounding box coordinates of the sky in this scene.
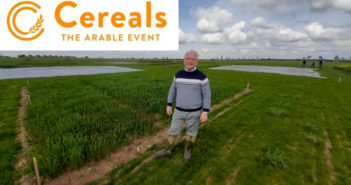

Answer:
[1,0,351,59]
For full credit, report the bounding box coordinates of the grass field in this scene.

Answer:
[1,58,351,185]
[0,80,21,185]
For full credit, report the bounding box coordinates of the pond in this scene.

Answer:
[0,66,142,80]
[209,65,325,78]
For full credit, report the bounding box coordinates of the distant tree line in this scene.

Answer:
[334,55,351,62]
[17,54,80,59]
[0,55,13,58]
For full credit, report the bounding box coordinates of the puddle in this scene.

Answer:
[0,66,142,80]
[209,65,325,78]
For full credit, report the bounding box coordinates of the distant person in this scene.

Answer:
[311,59,316,68]
[302,58,306,68]
[154,50,211,161]
[319,57,323,69]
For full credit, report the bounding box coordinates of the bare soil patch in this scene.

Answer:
[212,99,244,121]
[321,113,326,121]
[312,167,318,184]
[229,133,245,151]
[131,156,153,174]
[225,166,241,185]
[324,131,336,184]
[342,131,351,152]
[206,176,212,185]
[45,127,168,185]
[17,87,30,150]
[287,142,299,151]
[211,88,253,112]
[15,87,37,185]
[220,133,246,161]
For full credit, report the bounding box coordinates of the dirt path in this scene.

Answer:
[45,127,169,185]
[342,131,351,152]
[16,87,36,185]
[229,133,245,151]
[40,88,253,185]
[17,87,30,152]
[225,166,241,185]
[324,131,336,185]
[312,166,318,184]
[211,99,244,121]
[211,88,253,112]
[203,88,253,127]
[220,132,246,161]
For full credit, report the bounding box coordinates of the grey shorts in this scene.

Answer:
[168,109,201,137]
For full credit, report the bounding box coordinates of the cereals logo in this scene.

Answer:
[7,1,44,41]
[0,0,178,51]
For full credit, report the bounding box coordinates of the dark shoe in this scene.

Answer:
[154,149,172,159]
[184,142,192,161]
[154,135,176,159]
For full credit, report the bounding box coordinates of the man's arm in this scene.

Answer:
[167,76,176,116]
[201,78,211,122]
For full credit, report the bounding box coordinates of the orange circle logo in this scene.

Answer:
[7,1,44,41]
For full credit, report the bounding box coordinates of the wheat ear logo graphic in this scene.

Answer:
[7,1,45,41]
[29,15,44,34]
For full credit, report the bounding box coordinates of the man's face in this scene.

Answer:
[184,52,198,71]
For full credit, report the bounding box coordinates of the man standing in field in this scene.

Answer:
[319,56,324,69]
[154,50,211,161]
[302,58,306,68]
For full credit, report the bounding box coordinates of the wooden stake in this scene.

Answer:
[247,82,250,89]
[27,95,31,104]
[33,157,41,185]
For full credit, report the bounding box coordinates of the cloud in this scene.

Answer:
[251,17,307,42]
[230,0,351,12]
[250,17,274,29]
[179,29,196,43]
[199,20,249,44]
[189,5,351,58]
[310,0,351,12]
[230,0,304,12]
[197,19,221,33]
[195,7,232,33]
[199,17,308,45]
[224,21,249,43]
[275,27,308,42]
[305,22,341,41]
[202,32,225,44]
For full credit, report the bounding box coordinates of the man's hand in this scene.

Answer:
[166,106,173,116]
[200,113,208,123]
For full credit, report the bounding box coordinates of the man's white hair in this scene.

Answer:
[184,50,199,59]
